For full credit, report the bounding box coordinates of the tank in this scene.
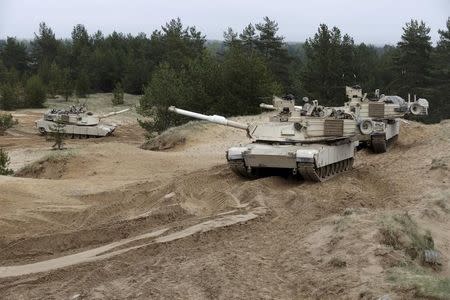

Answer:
[35,105,130,138]
[168,98,359,182]
[344,86,429,153]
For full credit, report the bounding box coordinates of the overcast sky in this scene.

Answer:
[0,0,448,45]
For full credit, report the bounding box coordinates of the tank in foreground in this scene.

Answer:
[35,105,130,138]
[344,86,429,153]
[168,98,359,182]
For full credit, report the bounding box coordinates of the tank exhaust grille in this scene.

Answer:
[324,119,344,136]
[368,102,385,118]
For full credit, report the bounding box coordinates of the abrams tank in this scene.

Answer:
[35,105,130,138]
[168,98,359,182]
[344,86,429,153]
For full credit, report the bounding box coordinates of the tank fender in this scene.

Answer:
[227,147,249,160]
[296,149,318,163]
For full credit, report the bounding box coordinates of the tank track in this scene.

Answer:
[228,159,258,179]
[371,134,387,153]
[297,158,354,182]
[371,134,398,153]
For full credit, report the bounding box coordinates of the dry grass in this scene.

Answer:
[379,213,434,261]
[388,267,450,299]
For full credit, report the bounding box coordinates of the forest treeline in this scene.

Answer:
[0,17,449,132]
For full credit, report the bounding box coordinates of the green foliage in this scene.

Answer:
[25,75,46,107]
[112,82,124,105]
[300,24,353,105]
[60,68,73,101]
[394,20,432,93]
[139,48,280,134]
[388,267,450,300]
[379,213,434,260]
[1,37,29,72]
[49,119,66,150]
[75,69,90,98]
[0,113,17,135]
[0,82,22,110]
[0,17,449,123]
[0,148,14,176]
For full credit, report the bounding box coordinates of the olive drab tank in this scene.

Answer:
[35,105,130,138]
[168,96,359,182]
[343,86,429,153]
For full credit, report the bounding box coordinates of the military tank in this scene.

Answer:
[344,86,429,153]
[168,98,359,182]
[35,105,130,138]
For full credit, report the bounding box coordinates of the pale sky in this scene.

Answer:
[0,0,448,45]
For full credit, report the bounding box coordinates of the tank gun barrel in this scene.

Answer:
[259,103,303,111]
[100,108,130,119]
[168,106,248,130]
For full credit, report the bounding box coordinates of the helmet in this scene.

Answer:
[302,97,309,102]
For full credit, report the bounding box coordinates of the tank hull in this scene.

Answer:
[35,119,116,137]
[227,141,357,181]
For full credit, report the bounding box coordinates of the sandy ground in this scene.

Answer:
[0,98,449,299]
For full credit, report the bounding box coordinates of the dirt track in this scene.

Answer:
[0,107,449,299]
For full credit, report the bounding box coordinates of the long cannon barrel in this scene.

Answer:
[259,103,303,111]
[168,106,248,130]
[100,108,130,118]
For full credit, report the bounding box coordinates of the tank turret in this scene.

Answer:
[35,106,130,138]
[168,98,359,182]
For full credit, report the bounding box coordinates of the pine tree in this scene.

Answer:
[75,69,90,98]
[25,75,46,107]
[112,82,124,105]
[60,68,73,101]
[394,20,432,93]
[0,37,29,73]
[0,148,13,176]
[301,24,348,105]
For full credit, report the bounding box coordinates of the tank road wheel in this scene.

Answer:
[228,159,259,179]
[297,157,354,182]
[371,134,387,153]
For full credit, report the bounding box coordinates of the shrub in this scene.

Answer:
[112,82,124,105]
[0,83,21,110]
[0,113,17,135]
[0,148,14,175]
[25,75,46,107]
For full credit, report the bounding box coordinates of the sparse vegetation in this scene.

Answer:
[379,213,434,261]
[388,267,450,299]
[48,119,66,150]
[0,112,17,135]
[0,148,14,175]
[328,257,347,268]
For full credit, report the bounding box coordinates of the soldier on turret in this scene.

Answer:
[301,97,311,116]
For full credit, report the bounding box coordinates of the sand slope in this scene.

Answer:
[0,110,449,299]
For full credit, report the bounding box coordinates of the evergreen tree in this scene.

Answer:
[394,20,432,93]
[25,75,46,107]
[301,24,348,105]
[0,37,29,73]
[112,82,124,105]
[31,22,59,67]
[0,83,21,110]
[75,69,90,98]
[60,68,73,101]
[255,17,291,86]
[0,148,14,176]
[239,24,257,54]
